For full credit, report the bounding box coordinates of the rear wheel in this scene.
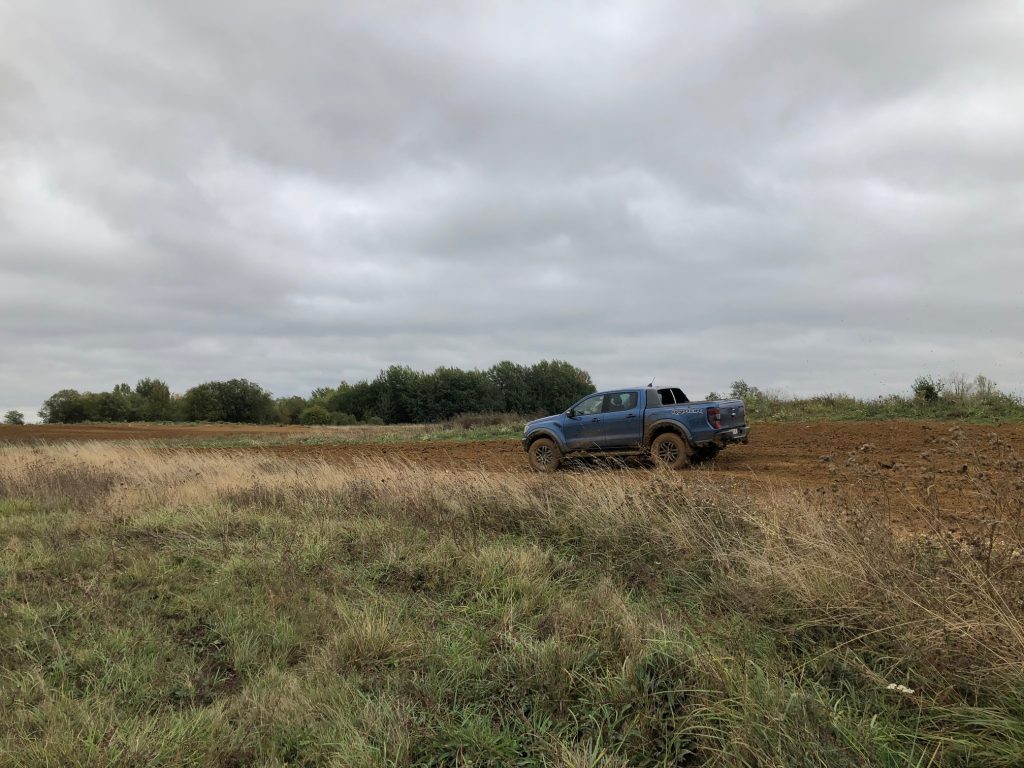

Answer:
[650,432,693,469]
[528,437,562,472]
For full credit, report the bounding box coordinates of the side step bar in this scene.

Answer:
[561,448,646,459]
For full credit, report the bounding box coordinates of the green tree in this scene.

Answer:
[94,391,125,421]
[487,361,530,413]
[3,410,24,425]
[428,367,501,420]
[92,383,144,422]
[527,360,596,414]
[275,396,308,425]
[169,393,188,421]
[309,387,334,402]
[299,404,332,425]
[35,360,598,426]
[79,392,103,422]
[180,383,222,421]
[374,366,428,423]
[218,379,274,423]
[39,389,88,423]
[135,378,173,420]
[328,381,379,422]
[180,379,274,423]
[318,360,595,423]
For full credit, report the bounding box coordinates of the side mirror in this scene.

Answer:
[565,408,576,418]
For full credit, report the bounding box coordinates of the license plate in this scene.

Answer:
[730,429,739,435]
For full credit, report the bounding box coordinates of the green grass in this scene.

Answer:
[140,423,526,449]
[1,450,1023,766]
[743,392,1024,424]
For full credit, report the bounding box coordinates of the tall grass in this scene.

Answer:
[1,444,1022,766]
[740,388,1024,423]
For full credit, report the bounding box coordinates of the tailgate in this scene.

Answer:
[716,400,746,428]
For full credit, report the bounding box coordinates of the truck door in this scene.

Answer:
[562,393,606,450]
[600,390,642,447]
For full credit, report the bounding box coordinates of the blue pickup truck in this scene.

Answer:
[522,386,748,471]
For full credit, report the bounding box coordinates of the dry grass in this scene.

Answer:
[1,443,1023,766]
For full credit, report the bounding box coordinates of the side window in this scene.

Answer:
[573,394,604,416]
[604,391,639,413]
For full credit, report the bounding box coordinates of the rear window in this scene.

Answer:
[655,388,689,405]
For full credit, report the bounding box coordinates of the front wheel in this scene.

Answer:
[528,437,562,472]
[649,433,693,469]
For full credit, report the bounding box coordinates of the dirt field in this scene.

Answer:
[3,420,1022,538]
[0,422,316,441]
[264,421,1022,537]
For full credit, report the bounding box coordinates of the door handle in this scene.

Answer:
[590,417,600,422]
[626,414,636,418]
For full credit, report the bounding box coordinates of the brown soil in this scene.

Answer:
[0,423,314,441]
[4,420,1022,537]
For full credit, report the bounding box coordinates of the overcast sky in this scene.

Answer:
[2,0,1023,417]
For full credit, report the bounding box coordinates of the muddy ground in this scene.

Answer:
[3,420,1022,538]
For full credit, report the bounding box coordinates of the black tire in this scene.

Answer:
[528,437,562,472]
[649,432,693,469]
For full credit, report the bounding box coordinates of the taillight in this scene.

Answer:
[707,407,721,429]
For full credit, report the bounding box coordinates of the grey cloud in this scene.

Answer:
[2,0,1023,418]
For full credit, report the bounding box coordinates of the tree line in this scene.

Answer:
[36,360,596,425]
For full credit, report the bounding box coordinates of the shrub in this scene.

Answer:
[913,375,943,402]
[299,405,332,426]
[729,380,762,399]
[3,410,24,425]
[717,374,1024,423]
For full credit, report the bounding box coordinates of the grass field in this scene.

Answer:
[2,440,1023,766]
[0,420,525,448]
[737,390,1024,424]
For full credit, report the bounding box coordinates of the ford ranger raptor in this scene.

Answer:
[522,386,748,471]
